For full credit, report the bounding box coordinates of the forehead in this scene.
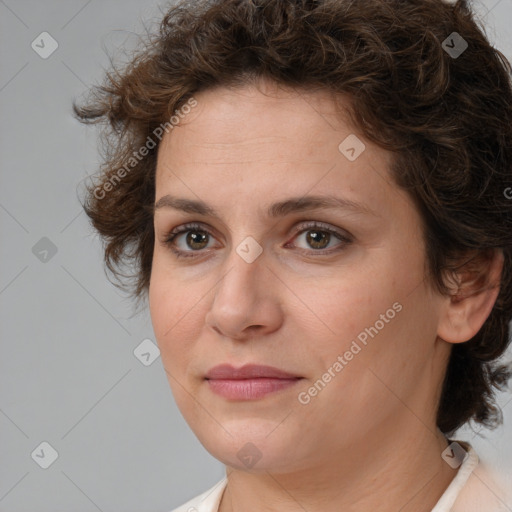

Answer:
[158,80,359,163]
[154,80,403,220]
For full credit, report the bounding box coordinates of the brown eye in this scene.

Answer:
[163,222,216,258]
[163,221,352,260]
[305,229,331,250]
[290,221,352,253]
[184,230,209,250]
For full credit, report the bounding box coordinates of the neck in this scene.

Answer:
[219,417,458,512]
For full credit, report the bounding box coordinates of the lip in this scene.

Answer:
[205,364,303,400]
[205,364,300,380]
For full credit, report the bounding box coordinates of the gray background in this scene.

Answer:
[0,0,511,510]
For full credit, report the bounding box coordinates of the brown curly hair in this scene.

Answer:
[73,0,512,435]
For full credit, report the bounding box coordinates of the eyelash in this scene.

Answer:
[162,221,353,259]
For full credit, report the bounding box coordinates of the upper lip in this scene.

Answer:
[205,364,301,380]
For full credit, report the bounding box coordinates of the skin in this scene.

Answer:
[148,77,503,511]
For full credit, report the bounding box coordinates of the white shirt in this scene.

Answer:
[170,441,511,511]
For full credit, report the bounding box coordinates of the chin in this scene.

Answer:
[191,417,305,472]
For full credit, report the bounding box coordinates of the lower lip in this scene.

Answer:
[206,378,301,400]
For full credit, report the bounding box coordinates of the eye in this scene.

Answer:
[161,221,353,259]
[162,222,216,258]
[286,221,352,253]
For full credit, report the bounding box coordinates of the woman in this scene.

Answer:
[74,0,512,510]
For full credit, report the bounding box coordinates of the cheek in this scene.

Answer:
[291,248,426,395]
[149,277,204,415]
[294,265,400,354]
[149,253,200,334]
[310,258,435,403]
[149,265,198,371]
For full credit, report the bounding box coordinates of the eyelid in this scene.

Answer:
[164,220,351,240]
[290,220,352,242]
[160,222,220,259]
[167,221,215,239]
[161,220,353,257]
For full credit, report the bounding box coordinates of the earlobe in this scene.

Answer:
[437,248,504,344]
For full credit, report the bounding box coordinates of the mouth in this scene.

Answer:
[204,364,303,400]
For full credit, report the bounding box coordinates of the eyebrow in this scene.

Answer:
[153,194,379,218]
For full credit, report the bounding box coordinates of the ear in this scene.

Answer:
[437,248,504,344]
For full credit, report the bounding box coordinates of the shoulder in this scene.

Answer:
[169,478,227,512]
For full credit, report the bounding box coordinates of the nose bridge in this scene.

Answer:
[216,234,265,305]
[205,233,278,338]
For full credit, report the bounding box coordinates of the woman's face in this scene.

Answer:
[149,79,450,473]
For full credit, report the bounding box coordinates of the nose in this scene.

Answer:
[204,244,283,341]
